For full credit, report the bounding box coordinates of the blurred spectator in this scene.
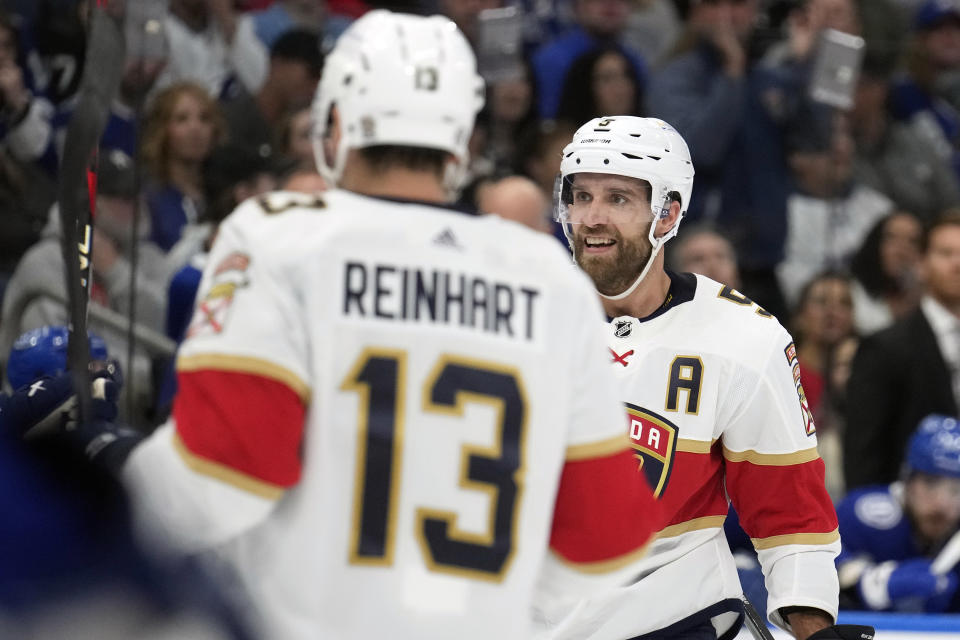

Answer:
[836,414,960,613]
[471,64,537,177]
[221,29,322,159]
[531,0,646,118]
[0,149,166,426]
[890,0,960,180]
[849,211,924,334]
[476,174,552,233]
[622,0,681,68]
[790,271,856,429]
[854,0,908,75]
[275,105,315,170]
[141,82,226,252]
[791,271,856,499]
[514,118,578,197]
[648,0,792,321]
[824,332,859,498]
[435,0,500,46]
[0,10,55,298]
[0,9,52,167]
[159,142,278,414]
[156,0,269,98]
[556,45,642,124]
[31,0,86,107]
[852,54,960,221]
[777,115,893,307]
[844,213,960,489]
[667,223,741,289]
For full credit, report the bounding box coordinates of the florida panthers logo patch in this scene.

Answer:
[187,252,251,338]
[626,403,678,498]
[784,341,816,436]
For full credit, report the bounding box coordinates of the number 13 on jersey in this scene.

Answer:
[340,348,527,582]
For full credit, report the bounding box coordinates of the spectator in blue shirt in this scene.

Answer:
[646,0,792,320]
[531,0,646,119]
[140,82,226,252]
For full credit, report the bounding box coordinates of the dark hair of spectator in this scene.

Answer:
[140,82,226,182]
[790,269,853,343]
[203,143,276,225]
[922,209,960,253]
[0,9,18,52]
[556,46,641,125]
[850,213,917,297]
[359,145,448,179]
[270,29,324,79]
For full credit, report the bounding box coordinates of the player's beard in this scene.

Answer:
[573,224,652,297]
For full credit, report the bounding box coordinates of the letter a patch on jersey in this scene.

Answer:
[625,403,678,498]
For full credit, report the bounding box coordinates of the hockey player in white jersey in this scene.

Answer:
[52,12,665,640]
[548,116,870,640]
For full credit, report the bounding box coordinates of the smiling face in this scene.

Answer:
[567,172,654,296]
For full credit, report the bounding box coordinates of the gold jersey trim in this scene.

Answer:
[722,446,820,466]
[565,435,630,461]
[177,353,311,402]
[173,432,285,500]
[550,537,653,574]
[751,529,840,550]
[675,438,715,454]
[656,515,727,539]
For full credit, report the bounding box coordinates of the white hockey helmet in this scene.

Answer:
[555,116,695,300]
[311,10,485,192]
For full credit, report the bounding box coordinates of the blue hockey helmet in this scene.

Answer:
[906,414,960,479]
[6,326,109,390]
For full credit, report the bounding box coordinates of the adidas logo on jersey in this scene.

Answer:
[432,228,462,249]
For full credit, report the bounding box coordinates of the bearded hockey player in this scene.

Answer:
[8,12,665,640]
[547,116,858,640]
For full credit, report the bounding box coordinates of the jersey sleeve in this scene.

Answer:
[125,201,313,549]
[538,282,662,605]
[720,329,840,629]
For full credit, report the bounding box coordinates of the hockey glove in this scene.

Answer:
[805,625,875,640]
[0,372,140,473]
[859,559,959,612]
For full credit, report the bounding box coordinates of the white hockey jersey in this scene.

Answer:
[541,272,840,640]
[122,189,662,640]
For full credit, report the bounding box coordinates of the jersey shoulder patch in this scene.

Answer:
[852,490,903,530]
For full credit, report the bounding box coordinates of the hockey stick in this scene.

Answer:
[741,597,776,640]
[931,528,960,575]
[57,0,126,423]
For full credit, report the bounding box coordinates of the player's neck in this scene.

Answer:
[600,257,672,320]
[340,164,448,203]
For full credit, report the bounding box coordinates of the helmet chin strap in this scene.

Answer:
[597,237,664,301]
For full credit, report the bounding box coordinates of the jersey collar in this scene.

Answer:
[607,270,698,324]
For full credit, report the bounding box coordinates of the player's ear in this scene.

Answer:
[323,105,342,169]
[654,200,681,239]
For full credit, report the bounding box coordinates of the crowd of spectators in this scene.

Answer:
[1,0,960,617]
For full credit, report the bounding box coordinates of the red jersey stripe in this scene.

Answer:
[657,447,729,527]
[174,368,306,489]
[550,448,662,567]
[726,457,838,540]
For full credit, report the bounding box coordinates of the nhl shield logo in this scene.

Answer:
[626,404,678,498]
[614,319,633,338]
